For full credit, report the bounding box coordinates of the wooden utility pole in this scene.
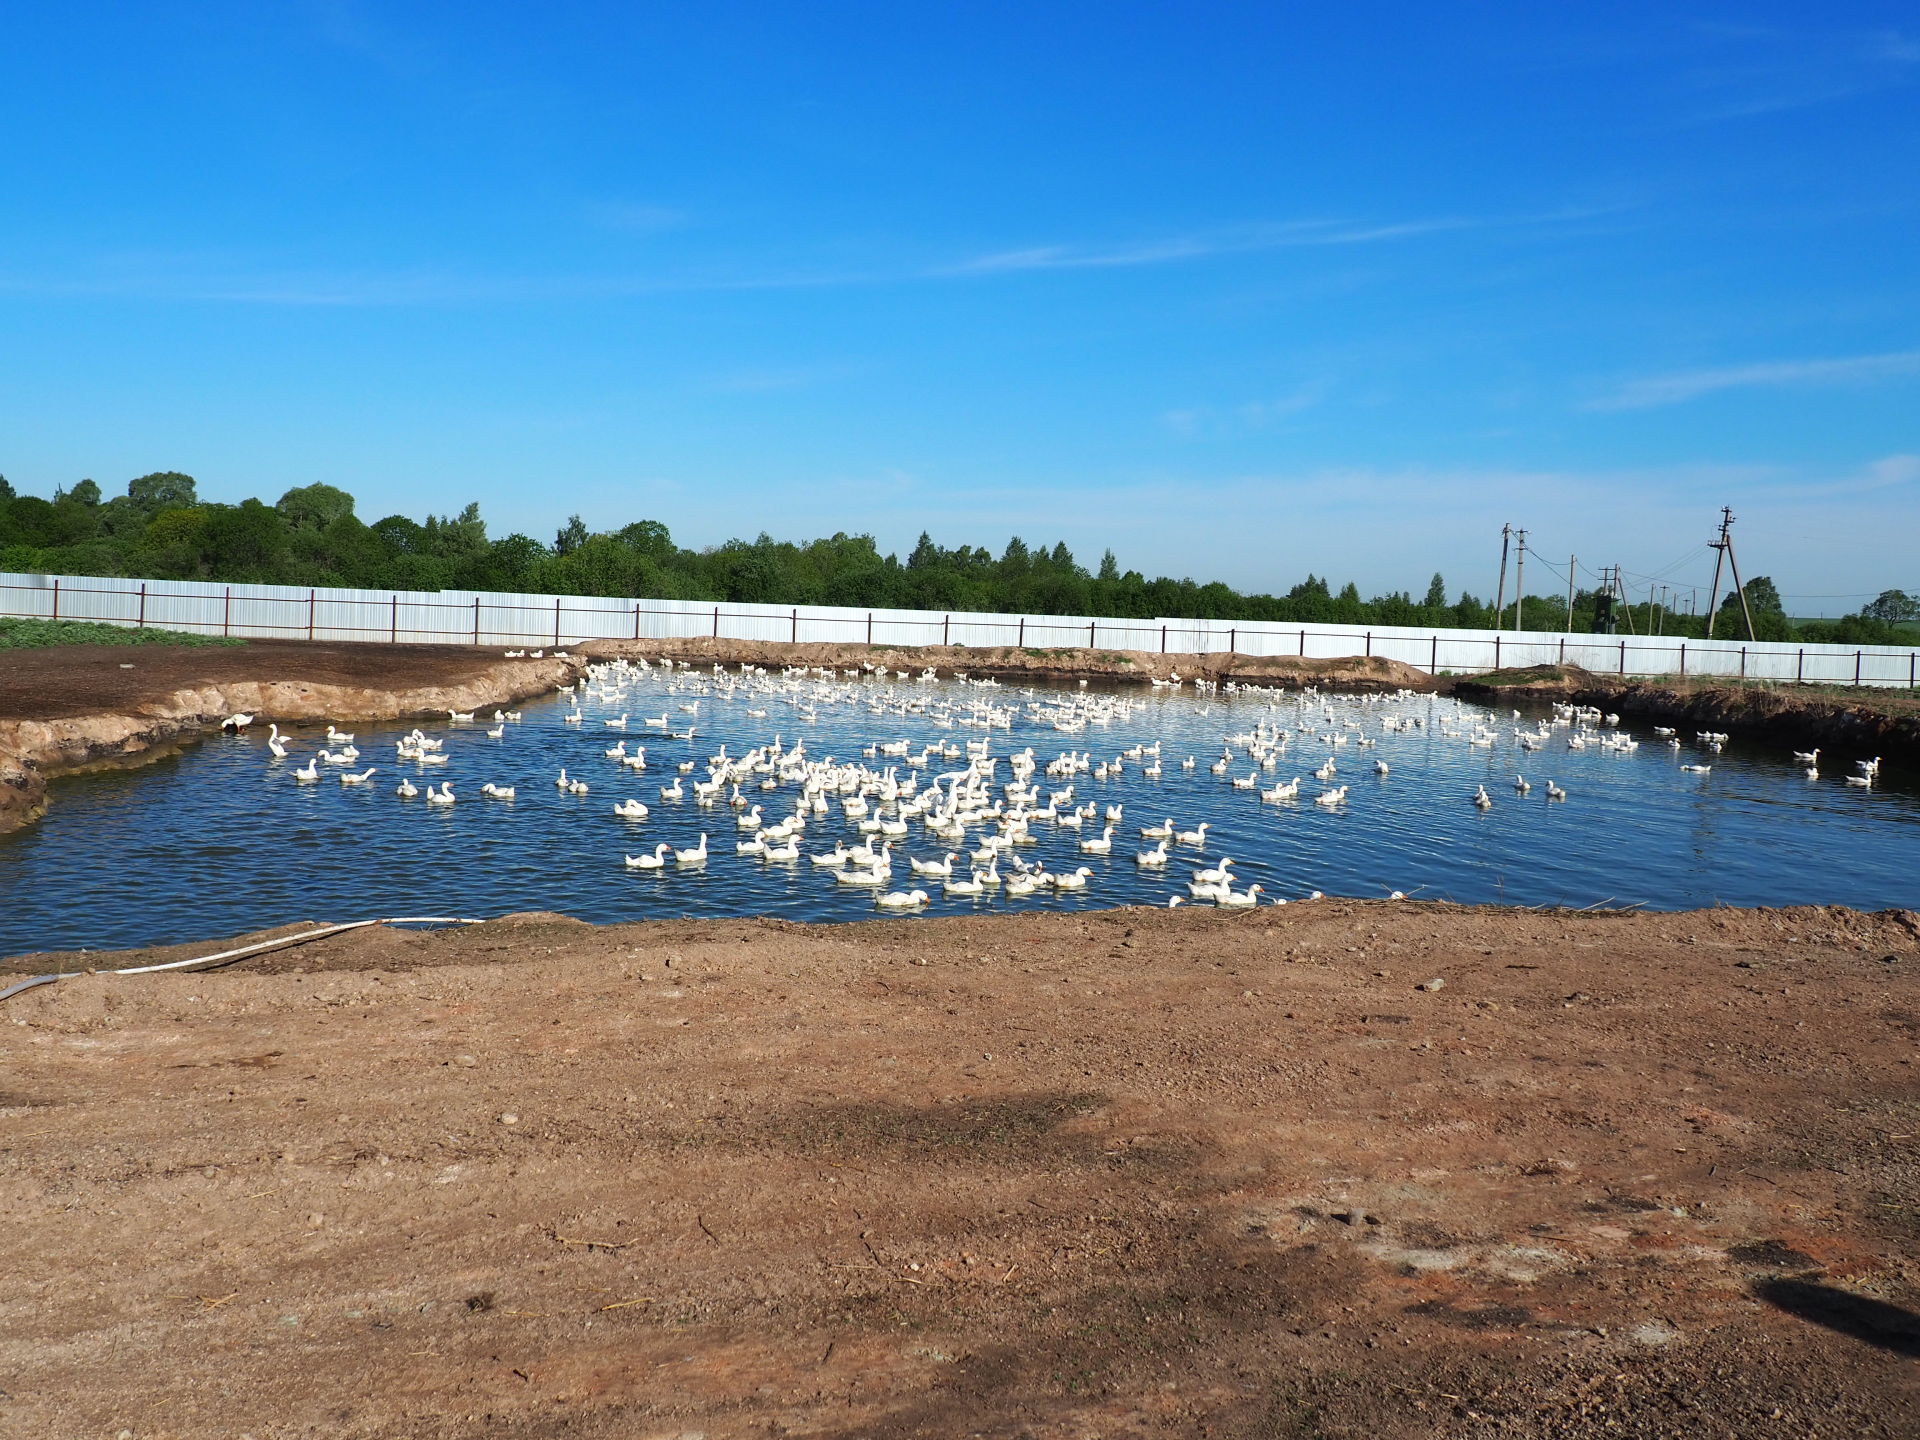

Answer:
[1513,529,1528,630]
[1494,523,1512,628]
[1565,555,1576,630]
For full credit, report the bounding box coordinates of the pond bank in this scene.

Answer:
[580,634,1435,691]
[0,640,584,834]
[1455,664,1920,759]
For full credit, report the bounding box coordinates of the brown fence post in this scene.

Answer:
[1018,617,1025,646]
[791,608,799,644]
[137,583,147,629]
[1558,638,1565,664]
[1363,631,1370,658]
[1430,634,1438,671]
[471,597,480,645]
[1298,629,1306,656]
[1739,647,1746,679]
[1680,643,1686,677]
[1796,648,1804,682]
[51,577,59,621]
[554,597,562,647]
[1230,626,1237,653]
[943,614,951,645]
[1160,624,1167,653]
[1619,640,1626,675]
[1494,635,1501,668]
[391,594,399,644]
[307,589,316,641]
[633,604,641,640]
[1089,621,1097,648]
[1855,650,1862,686]
[866,612,873,644]
[223,587,232,637]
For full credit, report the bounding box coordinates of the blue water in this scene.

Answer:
[2,666,1915,954]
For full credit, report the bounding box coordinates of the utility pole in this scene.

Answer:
[1494,524,1512,628]
[1513,529,1528,631]
[1617,567,1636,635]
[1705,507,1731,641]
[1565,555,1576,631]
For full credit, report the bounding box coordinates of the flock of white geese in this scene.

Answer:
[233,657,1890,913]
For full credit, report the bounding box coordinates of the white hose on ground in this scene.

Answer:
[0,916,487,1001]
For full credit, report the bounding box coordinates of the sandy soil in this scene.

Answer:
[4,901,1919,1438]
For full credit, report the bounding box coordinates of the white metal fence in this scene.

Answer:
[4,570,1916,687]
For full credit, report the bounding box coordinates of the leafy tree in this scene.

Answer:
[127,471,198,514]
[276,483,356,531]
[1423,572,1447,609]
[67,479,102,506]
[554,514,589,555]
[1863,589,1917,624]
[1714,574,1790,641]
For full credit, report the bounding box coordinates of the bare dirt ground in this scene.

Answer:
[5,901,1919,1439]
[0,640,541,725]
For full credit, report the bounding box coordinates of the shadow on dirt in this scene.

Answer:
[1754,1279,1920,1358]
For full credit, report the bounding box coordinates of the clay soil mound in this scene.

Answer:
[4,902,1918,1437]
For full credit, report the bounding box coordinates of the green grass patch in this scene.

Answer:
[0,617,244,650]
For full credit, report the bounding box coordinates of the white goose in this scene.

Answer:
[481,782,516,798]
[426,782,457,805]
[339,767,377,785]
[874,889,931,910]
[1079,825,1115,855]
[1052,866,1094,891]
[1135,841,1169,868]
[266,725,289,758]
[614,799,649,819]
[910,851,959,877]
[395,777,419,798]
[1174,822,1210,846]
[1217,883,1265,908]
[294,758,320,783]
[624,843,671,869]
[674,834,709,863]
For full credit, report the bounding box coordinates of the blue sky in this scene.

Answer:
[2,3,1916,611]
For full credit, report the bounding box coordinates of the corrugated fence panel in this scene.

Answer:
[3,570,1916,687]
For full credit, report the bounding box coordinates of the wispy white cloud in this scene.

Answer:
[940,212,1569,276]
[1588,349,1920,410]
[1676,24,1920,124]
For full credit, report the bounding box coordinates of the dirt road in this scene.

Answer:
[4,900,1918,1437]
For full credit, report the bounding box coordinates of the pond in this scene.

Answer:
[2,662,1914,954]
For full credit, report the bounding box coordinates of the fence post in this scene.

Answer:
[1855,650,1862,686]
[222,586,231,637]
[866,612,873,645]
[1363,631,1369,658]
[1089,621,1096,648]
[1739,647,1746,679]
[1680,643,1686,677]
[1558,638,1565,664]
[307,589,316,641]
[1430,634,1438,671]
[51,578,59,621]
[554,597,562,647]
[711,605,720,638]
[791,608,799,644]
[137,583,147,629]
[1494,635,1501,668]
[472,597,480,645]
[633,604,641,641]
[1299,629,1306,656]
[1619,641,1626,675]
[1160,625,1167,654]
[943,614,951,645]
[391,594,399,644]
[1797,648,1804,682]
[1018,617,1025,646]
[1230,626,1237,653]
[1911,651,1916,689]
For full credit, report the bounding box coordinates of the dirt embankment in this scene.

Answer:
[582,635,1436,692]
[3,901,1919,1437]
[0,640,585,835]
[1456,665,1920,759]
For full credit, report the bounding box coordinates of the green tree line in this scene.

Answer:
[0,471,1911,645]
